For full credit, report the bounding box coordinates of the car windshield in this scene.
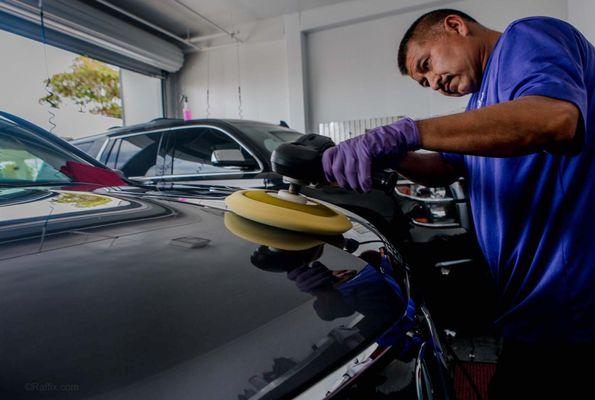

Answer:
[234,122,303,155]
[0,119,86,186]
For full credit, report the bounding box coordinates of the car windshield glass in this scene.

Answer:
[0,120,86,186]
[234,123,303,155]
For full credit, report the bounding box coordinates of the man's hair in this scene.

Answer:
[397,9,478,75]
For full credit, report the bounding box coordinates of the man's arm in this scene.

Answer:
[417,96,580,157]
[397,152,461,187]
[394,95,579,187]
[322,96,581,192]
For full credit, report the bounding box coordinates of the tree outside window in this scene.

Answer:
[39,56,122,119]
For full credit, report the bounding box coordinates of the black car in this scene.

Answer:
[0,113,454,399]
[72,118,496,335]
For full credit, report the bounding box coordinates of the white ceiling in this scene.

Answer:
[107,0,353,38]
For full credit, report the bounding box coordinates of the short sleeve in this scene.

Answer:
[497,17,588,134]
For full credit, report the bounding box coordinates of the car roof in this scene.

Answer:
[71,118,290,143]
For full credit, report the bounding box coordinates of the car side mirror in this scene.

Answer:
[211,149,258,169]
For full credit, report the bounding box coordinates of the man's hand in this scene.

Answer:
[287,262,337,293]
[322,118,421,192]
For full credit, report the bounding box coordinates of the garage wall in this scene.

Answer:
[306,0,569,131]
[120,69,163,125]
[567,0,595,42]
[174,0,590,134]
[177,39,290,125]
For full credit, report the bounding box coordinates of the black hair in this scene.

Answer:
[397,9,478,75]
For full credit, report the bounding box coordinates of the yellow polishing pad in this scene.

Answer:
[225,189,352,235]
[224,212,323,251]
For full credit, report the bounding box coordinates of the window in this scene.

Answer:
[74,141,94,154]
[161,128,257,176]
[105,133,161,178]
[0,30,163,140]
[0,120,87,184]
[231,122,303,155]
[73,138,107,158]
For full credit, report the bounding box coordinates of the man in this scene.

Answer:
[322,9,594,398]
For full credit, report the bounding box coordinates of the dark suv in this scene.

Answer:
[71,119,300,187]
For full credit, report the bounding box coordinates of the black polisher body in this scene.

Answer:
[271,134,335,185]
[271,133,398,194]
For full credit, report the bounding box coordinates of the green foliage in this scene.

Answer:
[40,56,122,119]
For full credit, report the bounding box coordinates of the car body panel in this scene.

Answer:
[0,184,444,399]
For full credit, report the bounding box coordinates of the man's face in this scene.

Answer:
[406,32,482,97]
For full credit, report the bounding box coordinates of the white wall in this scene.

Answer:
[0,30,122,139]
[120,69,163,126]
[175,0,591,133]
[177,38,290,125]
[567,0,595,42]
[306,0,568,131]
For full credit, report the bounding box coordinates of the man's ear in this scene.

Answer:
[443,15,470,36]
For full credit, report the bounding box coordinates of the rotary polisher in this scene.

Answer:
[225,134,398,235]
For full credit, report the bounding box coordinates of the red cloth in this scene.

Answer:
[60,161,126,188]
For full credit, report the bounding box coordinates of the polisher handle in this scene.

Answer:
[272,133,399,192]
[271,134,335,184]
[371,169,399,194]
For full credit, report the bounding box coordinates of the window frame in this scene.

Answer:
[102,132,163,179]
[96,124,264,181]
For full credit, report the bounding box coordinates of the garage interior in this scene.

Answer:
[0,0,593,399]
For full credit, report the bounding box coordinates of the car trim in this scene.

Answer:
[96,124,264,179]
[412,220,461,229]
[97,137,111,161]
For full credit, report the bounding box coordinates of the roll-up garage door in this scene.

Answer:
[0,0,184,77]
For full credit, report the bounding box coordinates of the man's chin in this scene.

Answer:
[440,90,466,97]
[452,86,473,97]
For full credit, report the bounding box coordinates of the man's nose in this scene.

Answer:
[428,73,441,91]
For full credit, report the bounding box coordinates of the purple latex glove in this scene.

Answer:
[287,261,336,293]
[322,117,420,192]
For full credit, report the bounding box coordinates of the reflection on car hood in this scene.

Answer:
[0,185,410,399]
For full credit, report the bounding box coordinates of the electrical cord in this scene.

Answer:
[236,43,243,119]
[38,0,56,133]
[206,50,211,118]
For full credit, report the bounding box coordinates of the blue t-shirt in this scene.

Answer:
[442,17,595,344]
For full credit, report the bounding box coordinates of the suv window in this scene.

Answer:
[105,133,161,178]
[73,138,107,158]
[75,141,94,154]
[160,127,257,176]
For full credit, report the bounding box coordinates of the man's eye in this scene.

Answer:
[423,59,430,71]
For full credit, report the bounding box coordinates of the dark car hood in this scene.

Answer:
[0,186,409,399]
